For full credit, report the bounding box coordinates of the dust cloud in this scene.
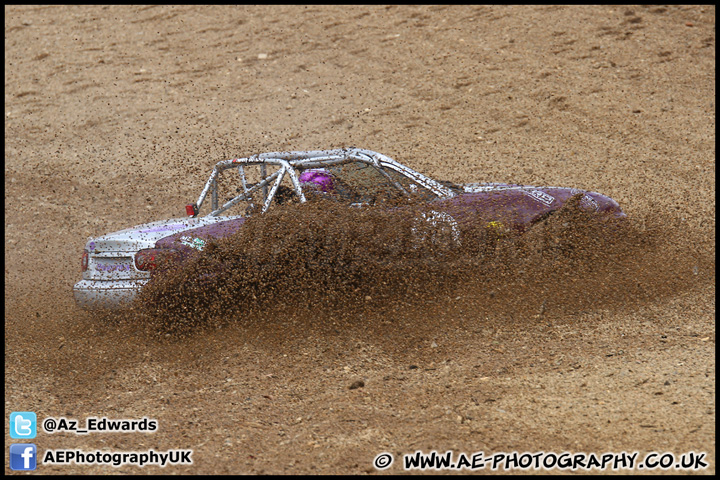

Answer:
[131,197,710,340]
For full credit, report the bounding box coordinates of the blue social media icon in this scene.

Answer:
[10,444,37,470]
[10,412,37,439]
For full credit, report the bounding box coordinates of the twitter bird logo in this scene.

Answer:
[10,412,37,439]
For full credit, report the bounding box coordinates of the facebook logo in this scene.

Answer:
[10,411,36,439]
[10,444,37,470]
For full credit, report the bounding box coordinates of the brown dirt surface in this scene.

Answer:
[5,5,715,475]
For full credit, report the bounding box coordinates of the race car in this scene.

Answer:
[73,148,625,309]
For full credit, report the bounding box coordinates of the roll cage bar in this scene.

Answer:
[189,148,457,217]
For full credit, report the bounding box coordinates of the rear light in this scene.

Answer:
[81,249,89,272]
[186,203,198,217]
[134,248,180,271]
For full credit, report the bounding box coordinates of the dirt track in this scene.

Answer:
[4,5,715,474]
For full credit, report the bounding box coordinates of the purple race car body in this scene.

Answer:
[73,148,624,309]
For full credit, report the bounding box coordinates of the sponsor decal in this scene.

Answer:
[463,183,519,193]
[95,263,132,272]
[522,189,555,207]
[580,194,599,212]
[486,220,507,232]
[569,188,599,211]
[179,236,207,251]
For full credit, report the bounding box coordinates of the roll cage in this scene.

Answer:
[188,148,458,217]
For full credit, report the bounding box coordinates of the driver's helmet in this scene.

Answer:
[299,169,335,193]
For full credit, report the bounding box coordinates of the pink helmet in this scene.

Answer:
[299,169,335,193]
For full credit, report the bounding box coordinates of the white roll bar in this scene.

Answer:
[192,148,455,217]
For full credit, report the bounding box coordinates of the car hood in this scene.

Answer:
[86,216,244,253]
[436,182,625,229]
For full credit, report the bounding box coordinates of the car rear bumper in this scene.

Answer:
[73,279,148,309]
